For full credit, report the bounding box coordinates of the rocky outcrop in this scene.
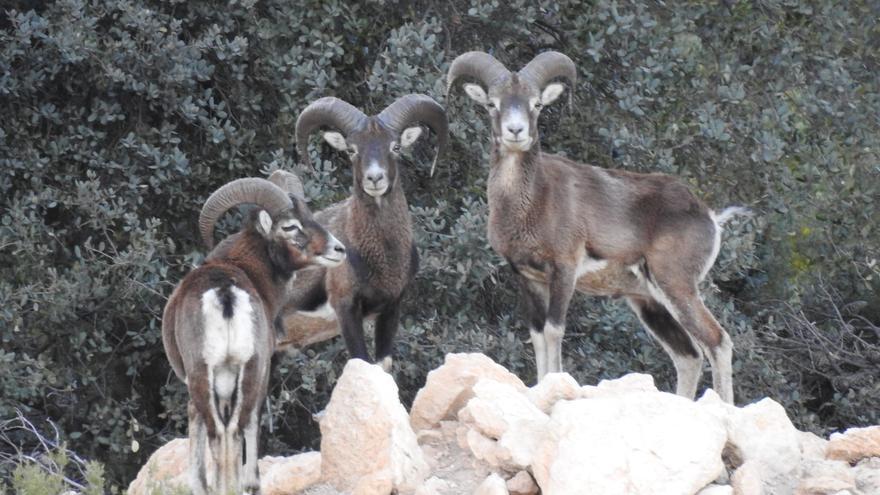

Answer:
[131,353,880,495]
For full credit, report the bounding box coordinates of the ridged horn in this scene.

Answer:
[199,178,292,249]
[377,94,449,176]
[518,51,577,106]
[446,51,511,99]
[295,97,367,168]
[268,169,306,201]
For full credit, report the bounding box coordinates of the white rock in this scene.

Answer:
[506,471,539,495]
[731,461,764,495]
[525,372,580,413]
[127,438,188,495]
[532,392,726,495]
[320,359,429,493]
[459,379,548,439]
[697,484,734,495]
[415,476,452,495]
[473,473,509,495]
[411,353,526,432]
[260,452,322,495]
[727,398,802,494]
[852,457,880,495]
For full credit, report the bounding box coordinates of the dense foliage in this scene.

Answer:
[1,0,877,490]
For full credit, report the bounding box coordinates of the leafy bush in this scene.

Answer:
[1,0,877,489]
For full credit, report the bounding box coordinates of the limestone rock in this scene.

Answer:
[532,392,726,494]
[525,372,580,413]
[506,471,538,495]
[826,425,880,463]
[411,353,526,432]
[731,461,764,495]
[726,398,802,494]
[260,451,322,495]
[473,473,509,495]
[458,379,548,439]
[853,457,880,494]
[320,359,429,493]
[697,484,734,495]
[127,438,188,495]
[415,477,453,495]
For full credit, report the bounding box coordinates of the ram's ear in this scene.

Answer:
[541,83,565,106]
[257,210,273,237]
[400,126,423,148]
[323,131,348,151]
[463,83,489,105]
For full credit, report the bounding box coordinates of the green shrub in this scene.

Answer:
[1,0,877,488]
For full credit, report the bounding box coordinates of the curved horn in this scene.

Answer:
[199,178,292,249]
[518,51,577,106]
[295,97,367,168]
[446,51,511,98]
[377,94,449,176]
[268,169,306,202]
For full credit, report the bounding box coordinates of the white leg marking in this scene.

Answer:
[530,329,548,382]
[705,331,734,403]
[543,323,565,375]
[188,410,208,495]
[380,356,393,373]
[243,412,260,493]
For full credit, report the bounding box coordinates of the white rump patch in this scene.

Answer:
[201,286,256,369]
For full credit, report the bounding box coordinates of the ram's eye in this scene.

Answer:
[282,224,300,233]
[392,144,401,153]
[346,149,357,156]
[534,102,543,109]
[487,102,496,109]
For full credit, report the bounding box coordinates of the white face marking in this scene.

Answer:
[363,159,388,196]
[201,287,255,369]
[500,106,530,146]
[318,232,345,267]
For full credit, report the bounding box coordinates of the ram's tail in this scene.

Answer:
[714,206,753,227]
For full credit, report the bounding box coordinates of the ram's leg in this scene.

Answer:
[544,264,577,375]
[516,275,549,381]
[626,296,704,399]
[649,273,734,403]
[334,297,370,361]
[187,400,209,495]
[374,301,402,372]
[238,357,265,494]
